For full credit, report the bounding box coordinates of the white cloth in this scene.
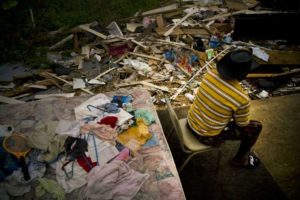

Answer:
[55,157,88,193]
[74,94,110,120]
[85,160,149,200]
[55,120,81,137]
[85,134,119,166]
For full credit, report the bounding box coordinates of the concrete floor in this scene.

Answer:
[157,93,300,200]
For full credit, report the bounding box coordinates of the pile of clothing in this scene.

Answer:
[0,93,159,199]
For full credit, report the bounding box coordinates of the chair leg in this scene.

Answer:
[178,152,200,173]
[215,148,221,174]
[166,127,174,140]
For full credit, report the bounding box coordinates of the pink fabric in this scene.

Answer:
[81,123,117,142]
[85,160,149,200]
[114,148,130,162]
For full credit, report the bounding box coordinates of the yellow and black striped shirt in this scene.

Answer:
[187,69,250,136]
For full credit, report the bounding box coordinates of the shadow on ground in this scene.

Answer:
[158,105,289,200]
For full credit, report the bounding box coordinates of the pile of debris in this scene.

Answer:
[1,0,300,107]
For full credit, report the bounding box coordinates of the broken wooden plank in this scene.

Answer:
[115,81,170,93]
[156,27,210,36]
[128,52,170,64]
[35,93,75,99]
[156,14,167,29]
[0,95,25,104]
[94,67,118,80]
[106,21,123,37]
[81,45,90,59]
[247,69,300,78]
[175,63,192,77]
[225,0,247,10]
[23,84,47,89]
[79,24,107,39]
[264,50,300,65]
[164,8,199,36]
[170,47,232,100]
[49,34,74,50]
[44,72,94,95]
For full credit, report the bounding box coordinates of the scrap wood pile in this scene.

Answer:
[1,0,300,107]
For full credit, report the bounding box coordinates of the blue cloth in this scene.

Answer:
[134,109,155,125]
[143,133,158,148]
[0,137,20,181]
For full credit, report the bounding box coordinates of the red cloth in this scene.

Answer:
[77,155,97,172]
[98,116,118,128]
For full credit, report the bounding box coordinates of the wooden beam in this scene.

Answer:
[164,8,198,36]
[79,24,107,39]
[247,69,300,78]
[128,52,170,64]
[49,34,74,50]
[94,67,118,80]
[44,72,94,95]
[35,93,75,99]
[115,81,170,93]
[0,95,25,104]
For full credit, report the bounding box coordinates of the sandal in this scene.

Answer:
[231,153,260,169]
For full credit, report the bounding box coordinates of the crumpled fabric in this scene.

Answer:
[36,178,65,200]
[85,134,119,166]
[0,137,19,181]
[55,157,88,193]
[27,121,68,162]
[55,120,81,137]
[85,160,149,200]
[117,119,151,152]
[81,123,117,142]
[4,150,46,196]
[98,116,118,128]
[0,186,9,200]
[134,109,155,125]
[4,182,30,197]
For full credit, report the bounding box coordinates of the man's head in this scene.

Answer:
[217,49,258,81]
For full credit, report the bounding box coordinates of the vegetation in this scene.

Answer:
[0,0,172,65]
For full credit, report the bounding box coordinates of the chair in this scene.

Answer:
[165,98,221,173]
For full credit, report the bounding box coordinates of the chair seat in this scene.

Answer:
[178,118,212,151]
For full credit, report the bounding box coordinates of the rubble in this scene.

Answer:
[1,1,300,107]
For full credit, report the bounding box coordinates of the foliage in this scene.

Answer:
[1,0,18,10]
[0,0,172,65]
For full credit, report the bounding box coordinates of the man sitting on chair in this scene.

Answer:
[187,49,262,168]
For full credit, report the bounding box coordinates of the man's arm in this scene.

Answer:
[234,102,250,127]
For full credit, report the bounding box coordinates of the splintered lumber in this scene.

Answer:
[79,24,107,40]
[0,95,25,104]
[156,14,167,28]
[156,27,210,36]
[23,84,47,89]
[175,64,191,77]
[128,52,170,64]
[35,93,75,99]
[264,50,300,65]
[164,8,198,36]
[44,72,94,95]
[115,81,170,93]
[170,47,232,100]
[2,79,56,97]
[94,67,118,80]
[246,69,300,78]
[49,34,74,50]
